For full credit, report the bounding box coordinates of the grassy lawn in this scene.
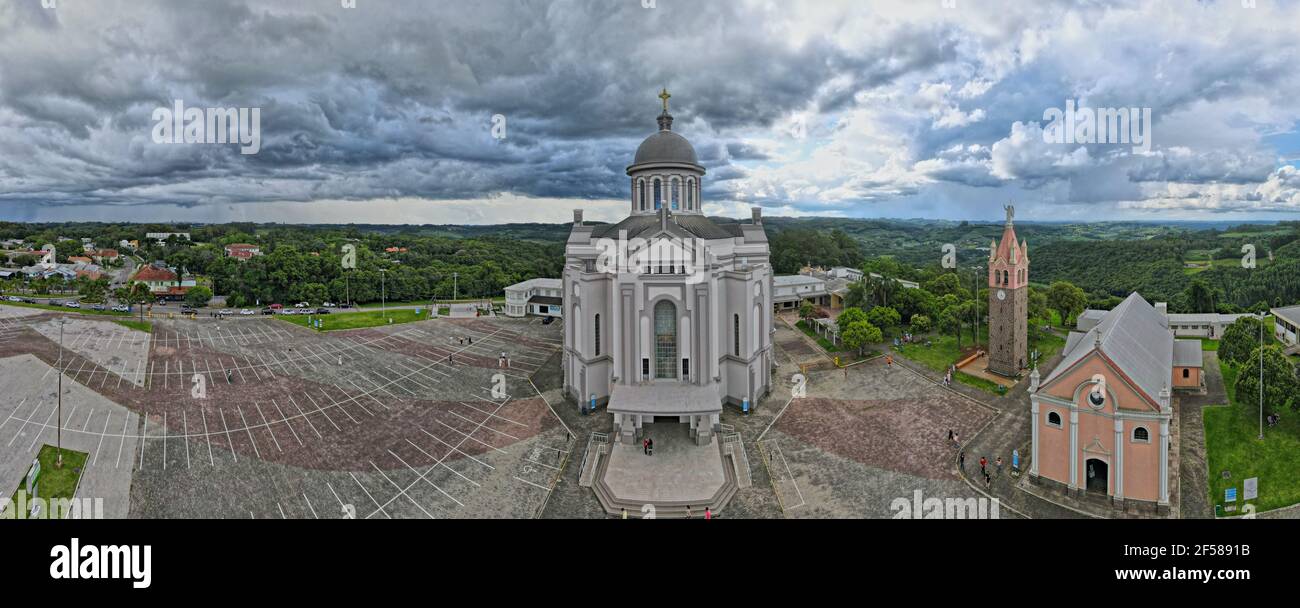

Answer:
[2,445,89,519]
[1204,361,1300,516]
[795,319,843,352]
[0,300,128,317]
[896,326,989,373]
[113,319,152,333]
[1199,338,1220,351]
[355,297,503,309]
[276,308,433,331]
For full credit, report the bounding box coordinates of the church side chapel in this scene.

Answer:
[1028,292,1204,514]
[563,91,772,515]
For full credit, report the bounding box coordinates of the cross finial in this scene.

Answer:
[659,87,671,112]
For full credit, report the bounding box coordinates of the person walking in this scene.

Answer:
[995,456,1003,477]
[885,354,893,367]
[979,456,987,476]
[647,437,654,456]
[621,508,627,520]
[705,507,712,520]
[959,450,965,472]
[642,438,649,455]
[686,505,693,519]
[947,429,954,443]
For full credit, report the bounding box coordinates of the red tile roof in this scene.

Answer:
[133,266,177,282]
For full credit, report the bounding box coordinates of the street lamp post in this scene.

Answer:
[380,269,387,319]
[452,272,458,302]
[1259,311,1265,440]
[56,318,65,468]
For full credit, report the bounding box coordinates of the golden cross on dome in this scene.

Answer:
[659,87,671,112]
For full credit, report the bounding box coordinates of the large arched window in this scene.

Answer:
[686,178,694,209]
[654,301,677,379]
[671,178,680,210]
[638,180,647,211]
[594,314,601,356]
[653,179,662,209]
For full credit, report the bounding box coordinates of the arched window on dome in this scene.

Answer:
[653,179,662,210]
[686,179,694,210]
[638,180,647,211]
[671,178,680,210]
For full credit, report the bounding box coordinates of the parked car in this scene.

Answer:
[315,308,331,314]
[338,302,353,309]
[542,315,555,325]
[322,302,334,307]
[7,295,20,302]
[180,306,196,314]
[240,309,254,315]
[294,302,309,308]
[65,302,80,308]
[261,307,274,315]
[91,304,107,311]
[269,303,283,310]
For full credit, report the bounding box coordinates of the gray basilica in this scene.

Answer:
[562,90,774,447]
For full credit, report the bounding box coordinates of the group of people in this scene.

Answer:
[1267,412,1283,427]
[941,364,955,387]
[950,429,1007,492]
[641,437,654,456]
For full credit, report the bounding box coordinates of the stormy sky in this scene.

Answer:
[1,0,1298,225]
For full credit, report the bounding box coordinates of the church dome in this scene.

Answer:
[634,130,698,165]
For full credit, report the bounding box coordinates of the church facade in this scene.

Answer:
[1028,292,1196,513]
[987,206,1029,377]
[562,91,774,445]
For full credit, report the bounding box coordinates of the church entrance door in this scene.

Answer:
[1085,458,1108,494]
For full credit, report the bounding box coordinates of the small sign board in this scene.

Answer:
[26,458,40,497]
[1244,477,1259,501]
[1225,487,1237,503]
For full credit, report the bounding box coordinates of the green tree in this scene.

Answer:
[938,308,963,352]
[841,320,882,356]
[798,301,816,322]
[837,307,867,334]
[1233,345,1300,413]
[909,314,931,334]
[1184,278,1216,313]
[184,285,213,308]
[129,282,152,323]
[1219,316,1271,367]
[1047,281,1087,326]
[866,306,901,332]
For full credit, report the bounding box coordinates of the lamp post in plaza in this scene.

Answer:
[56,317,65,468]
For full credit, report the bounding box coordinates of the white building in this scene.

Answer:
[1079,302,1250,339]
[773,274,829,310]
[562,92,773,445]
[503,278,563,318]
[145,232,190,243]
[1273,305,1300,348]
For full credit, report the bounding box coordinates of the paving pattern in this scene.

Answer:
[0,306,571,518]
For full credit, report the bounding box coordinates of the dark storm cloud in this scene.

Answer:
[0,0,953,213]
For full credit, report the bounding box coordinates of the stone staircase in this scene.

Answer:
[720,428,753,489]
[590,439,739,518]
[578,432,610,488]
